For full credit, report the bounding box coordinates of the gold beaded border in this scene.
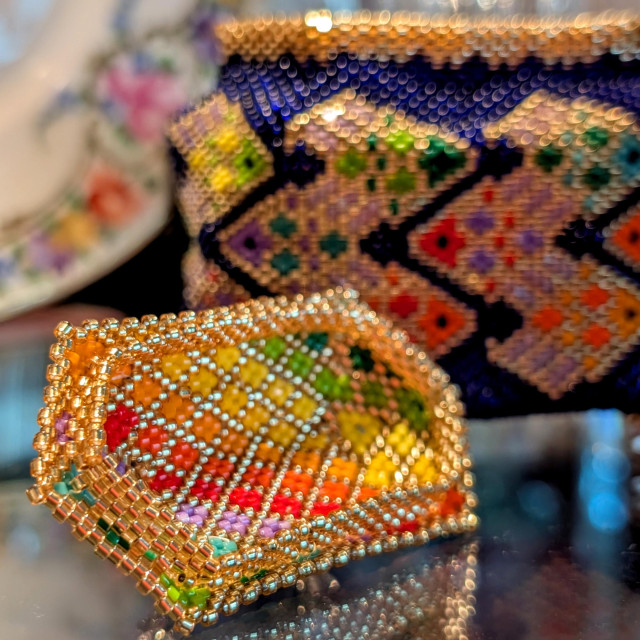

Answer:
[27,289,477,634]
[214,11,640,68]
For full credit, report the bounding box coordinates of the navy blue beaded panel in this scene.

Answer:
[170,22,640,418]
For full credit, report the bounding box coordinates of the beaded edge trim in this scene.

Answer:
[214,11,640,67]
[26,289,477,635]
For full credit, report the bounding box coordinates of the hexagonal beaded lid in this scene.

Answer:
[27,289,476,635]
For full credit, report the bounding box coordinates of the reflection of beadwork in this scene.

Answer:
[27,289,476,635]
[170,12,640,417]
[139,542,479,640]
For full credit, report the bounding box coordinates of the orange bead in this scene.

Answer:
[192,412,221,442]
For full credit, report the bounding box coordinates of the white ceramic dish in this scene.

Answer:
[0,0,220,321]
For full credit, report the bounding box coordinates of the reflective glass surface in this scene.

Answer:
[2,407,639,639]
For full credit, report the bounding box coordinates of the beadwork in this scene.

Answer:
[27,289,475,635]
[170,12,640,417]
[140,542,479,640]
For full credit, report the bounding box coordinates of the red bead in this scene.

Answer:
[270,494,302,517]
[148,471,183,494]
[310,501,340,516]
[389,292,419,319]
[104,404,138,452]
[440,489,465,516]
[229,488,262,510]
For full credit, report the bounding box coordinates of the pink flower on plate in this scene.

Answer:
[98,59,186,143]
[86,166,145,227]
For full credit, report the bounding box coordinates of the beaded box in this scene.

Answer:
[170,12,640,418]
[27,289,476,635]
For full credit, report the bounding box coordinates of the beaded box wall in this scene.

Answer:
[27,289,476,635]
[170,12,640,418]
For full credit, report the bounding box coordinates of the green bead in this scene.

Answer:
[350,346,374,372]
[534,145,563,173]
[389,199,399,216]
[313,368,337,397]
[167,586,181,603]
[366,177,376,192]
[160,573,173,588]
[335,374,354,402]
[54,481,68,495]
[583,126,609,150]
[385,166,416,194]
[377,156,387,171]
[233,140,266,186]
[118,537,130,551]
[97,518,109,532]
[367,134,377,152]
[583,165,611,190]
[361,381,387,408]
[240,576,249,584]
[419,138,466,187]
[271,249,299,276]
[270,213,297,238]
[386,130,415,155]
[305,332,328,351]
[208,536,238,557]
[105,529,120,545]
[319,231,348,259]
[288,350,314,378]
[189,587,210,609]
[78,489,96,506]
[394,387,431,431]
[336,148,367,179]
[264,337,286,361]
[144,550,157,561]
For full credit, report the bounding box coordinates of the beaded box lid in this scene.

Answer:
[170,12,640,417]
[27,289,476,635]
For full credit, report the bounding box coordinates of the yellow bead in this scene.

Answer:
[337,410,381,455]
[412,456,438,483]
[219,386,248,416]
[216,127,241,154]
[213,346,240,371]
[387,422,416,457]
[243,405,272,431]
[300,431,329,451]
[363,453,395,488]
[210,166,234,192]
[265,379,294,407]
[161,354,192,382]
[239,359,268,388]
[269,422,297,447]
[188,149,209,171]
[187,368,218,396]
[291,395,317,421]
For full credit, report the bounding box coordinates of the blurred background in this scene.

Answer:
[1,1,640,639]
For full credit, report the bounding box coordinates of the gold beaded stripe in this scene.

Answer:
[215,11,640,68]
[27,289,476,635]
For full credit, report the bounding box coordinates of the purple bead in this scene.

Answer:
[194,505,209,517]
[258,526,275,538]
[278,520,291,530]
[231,522,247,534]
[176,512,189,523]
[238,514,251,525]
[189,515,204,527]
[222,511,237,523]
[262,518,279,528]
[218,519,232,531]
[115,461,126,475]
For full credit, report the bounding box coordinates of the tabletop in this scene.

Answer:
[2,408,639,640]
